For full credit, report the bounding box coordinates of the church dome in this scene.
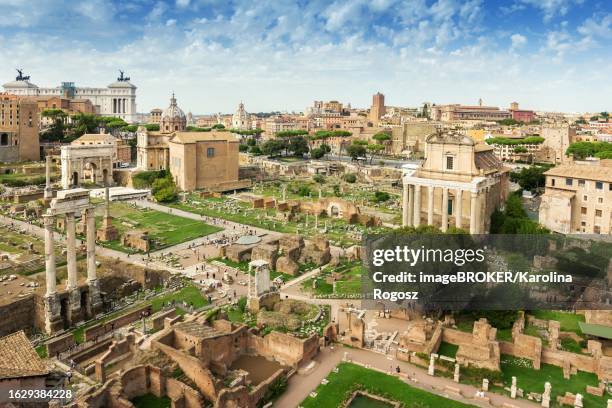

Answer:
[160,93,186,133]
[232,102,250,130]
[162,94,186,121]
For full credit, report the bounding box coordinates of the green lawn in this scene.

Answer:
[95,202,222,253]
[302,362,473,408]
[171,194,392,247]
[131,394,171,408]
[302,260,364,298]
[150,285,208,314]
[437,342,458,358]
[210,257,294,282]
[500,355,603,407]
[529,311,585,334]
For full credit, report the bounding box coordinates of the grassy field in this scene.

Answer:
[301,362,473,408]
[437,342,458,358]
[95,202,222,253]
[171,194,391,247]
[302,259,364,298]
[500,355,603,407]
[150,285,208,315]
[210,257,295,282]
[529,310,585,334]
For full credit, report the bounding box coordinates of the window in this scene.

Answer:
[566,178,573,186]
[583,195,588,202]
[596,181,603,190]
[595,209,602,217]
[581,207,587,215]
[594,225,601,234]
[598,197,603,204]
[445,156,454,170]
[447,199,453,215]
[578,179,585,187]
[551,178,555,186]
[207,147,215,158]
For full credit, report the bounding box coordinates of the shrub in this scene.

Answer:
[343,173,357,183]
[313,174,325,183]
[372,191,390,203]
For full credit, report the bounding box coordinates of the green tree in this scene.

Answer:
[310,147,325,159]
[366,143,385,164]
[260,139,286,157]
[239,144,249,152]
[289,136,309,157]
[510,166,549,193]
[152,175,177,203]
[372,191,390,203]
[372,132,391,143]
[346,143,366,160]
[248,146,262,155]
[212,123,225,129]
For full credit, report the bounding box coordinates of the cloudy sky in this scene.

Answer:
[0,0,610,114]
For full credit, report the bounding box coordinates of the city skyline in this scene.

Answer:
[1,0,611,113]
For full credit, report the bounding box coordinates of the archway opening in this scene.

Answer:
[0,133,8,146]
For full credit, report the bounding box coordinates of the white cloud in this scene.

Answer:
[176,0,190,7]
[517,0,584,22]
[510,33,527,49]
[0,0,609,113]
[578,13,612,40]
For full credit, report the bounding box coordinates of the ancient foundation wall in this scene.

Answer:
[84,305,152,341]
[441,328,473,345]
[249,331,319,368]
[46,333,76,357]
[0,295,36,337]
[153,340,220,401]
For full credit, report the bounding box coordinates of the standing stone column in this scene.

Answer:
[510,376,517,399]
[65,213,78,290]
[455,189,463,229]
[470,191,479,234]
[542,382,551,408]
[427,186,434,225]
[413,185,421,227]
[441,188,449,232]
[43,213,61,334]
[65,212,82,324]
[407,185,413,226]
[428,354,435,376]
[44,215,56,296]
[86,207,102,316]
[44,155,52,200]
[402,182,410,227]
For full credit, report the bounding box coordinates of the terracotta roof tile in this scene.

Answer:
[0,331,48,379]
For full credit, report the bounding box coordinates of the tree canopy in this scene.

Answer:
[566,141,612,160]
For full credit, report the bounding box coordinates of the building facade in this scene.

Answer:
[369,92,386,122]
[431,104,512,122]
[402,131,510,233]
[168,132,246,191]
[539,160,612,234]
[137,94,248,192]
[0,93,39,162]
[2,71,137,123]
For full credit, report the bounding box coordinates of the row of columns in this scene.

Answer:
[402,183,483,234]
[113,98,128,114]
[44,207,101,333]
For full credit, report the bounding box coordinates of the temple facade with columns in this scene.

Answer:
[43,189,102,333]
[401,131,510,234]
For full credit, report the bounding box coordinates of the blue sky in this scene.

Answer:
[0,0,610,114]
